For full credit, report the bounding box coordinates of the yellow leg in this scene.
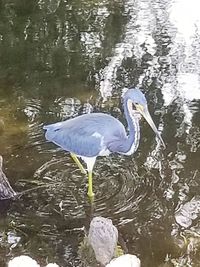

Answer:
[70,153,87,174]
[87,171,94,198]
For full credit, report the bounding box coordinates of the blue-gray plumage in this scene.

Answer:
[43,88,165,198]
[44,113,128,157]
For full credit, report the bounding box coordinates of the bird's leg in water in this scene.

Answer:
[87,171,94,198]
[70,153,87,174]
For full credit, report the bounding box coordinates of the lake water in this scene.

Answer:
[0,0,200,266]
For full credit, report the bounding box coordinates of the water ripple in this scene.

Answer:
[32,153,159,230]
[49,97,82,120]
[24,99,42,122]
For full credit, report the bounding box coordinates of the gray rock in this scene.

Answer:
[88,216,118,266]
[0,156,16,200]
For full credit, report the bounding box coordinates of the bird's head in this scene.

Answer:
[122,88,165,148]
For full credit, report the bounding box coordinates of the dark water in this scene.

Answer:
[0,0,200,266]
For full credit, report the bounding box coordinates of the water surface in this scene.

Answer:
[0,0,200,266]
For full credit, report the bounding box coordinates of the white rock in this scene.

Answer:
[8,255,59,267]
[46,264,59,267]
[8,256,40,267]
[106,254,141,267]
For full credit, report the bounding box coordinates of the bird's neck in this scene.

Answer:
[122,98,140,155]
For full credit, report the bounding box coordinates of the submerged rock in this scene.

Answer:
[0,155,16,200]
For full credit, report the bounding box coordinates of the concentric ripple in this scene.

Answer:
[32,151,159,228]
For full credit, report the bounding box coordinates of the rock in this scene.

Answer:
[88,216,118,266]
[0,155,16,200]
[45,264,59,267]
[106,254,141,267]
[8,255,59,267]
[8,256,40,267]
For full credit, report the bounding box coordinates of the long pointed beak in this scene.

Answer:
[137,105,166,148]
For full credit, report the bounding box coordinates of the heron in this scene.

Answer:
[43,88,165,198]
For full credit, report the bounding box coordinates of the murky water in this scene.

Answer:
[0,0,200,266]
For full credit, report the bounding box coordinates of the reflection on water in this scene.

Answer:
[0,0,200,266]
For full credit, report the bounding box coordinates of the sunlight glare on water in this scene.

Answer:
[161,0,200,132]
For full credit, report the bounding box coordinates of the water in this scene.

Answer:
[0,0,200,266]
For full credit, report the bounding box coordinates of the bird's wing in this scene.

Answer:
[44,113,127,157]
[44,118,105,157]
[106,137,128,154]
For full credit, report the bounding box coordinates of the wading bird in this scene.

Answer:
[43,88,165,198]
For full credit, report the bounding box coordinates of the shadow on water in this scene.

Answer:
[0,0,200,266]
